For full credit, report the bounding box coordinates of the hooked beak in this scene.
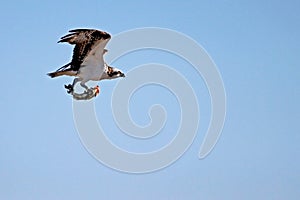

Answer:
[120,72,125,77]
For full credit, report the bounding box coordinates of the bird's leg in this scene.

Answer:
[80,82,89,91]
[72,78,81,88]
[64,78,80,94]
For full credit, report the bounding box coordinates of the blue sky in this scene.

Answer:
[0,0,299,199]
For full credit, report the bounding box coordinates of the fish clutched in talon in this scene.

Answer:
[71,85,100,100]
[47,28,125,100]
[93,85,100,97]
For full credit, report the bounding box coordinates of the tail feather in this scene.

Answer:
[47,72,58,78]
[47,69,77,78]
[47,62,75,78]
[56,62,71,72]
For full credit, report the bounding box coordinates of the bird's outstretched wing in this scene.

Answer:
[58,29,111,71]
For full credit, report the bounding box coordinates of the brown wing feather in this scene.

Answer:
[58,29,111,71]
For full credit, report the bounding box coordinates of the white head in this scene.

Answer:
[103,65,125,80]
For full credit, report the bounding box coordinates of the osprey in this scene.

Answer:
[47,29,125,97]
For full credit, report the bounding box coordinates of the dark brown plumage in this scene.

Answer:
[57,29,111,71]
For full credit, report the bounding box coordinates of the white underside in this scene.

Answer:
[76,38,110,83]
[78,63,105,81]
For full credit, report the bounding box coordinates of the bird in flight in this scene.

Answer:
[47,28,125,99]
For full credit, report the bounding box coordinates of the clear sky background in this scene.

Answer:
[0,0,299,199]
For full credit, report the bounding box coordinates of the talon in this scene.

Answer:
[64,84,73,94]
[64,84,72,89]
